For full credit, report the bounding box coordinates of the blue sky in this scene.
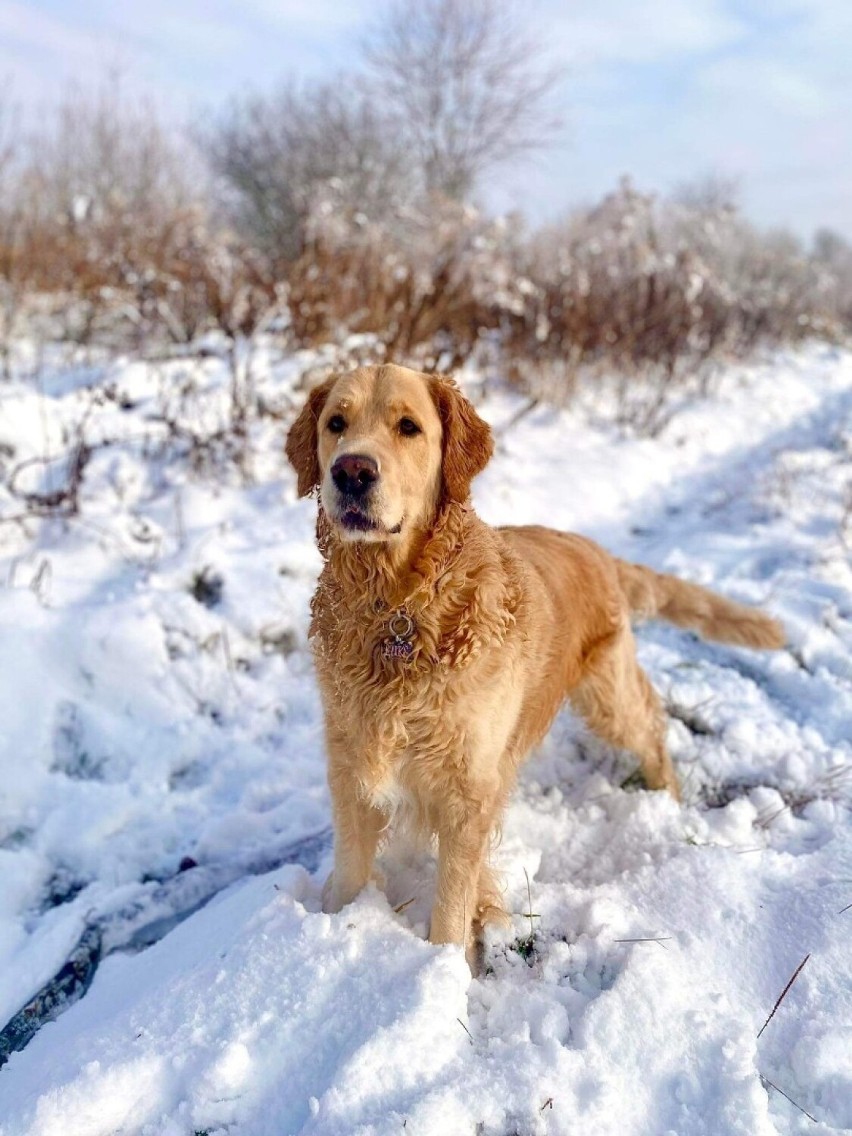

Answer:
[1,0,849,239]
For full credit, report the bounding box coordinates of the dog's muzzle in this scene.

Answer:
[329,452,385,533]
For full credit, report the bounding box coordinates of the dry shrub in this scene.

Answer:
[9,182,281,356]
[0,192,40,375]
[0,81,283,354]
[0,76,850,439]
[281,180,849,433]
[125,209,283,347]
[285,191,519,371]
[502,179,839,432]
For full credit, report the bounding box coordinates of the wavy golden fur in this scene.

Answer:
[286,363,785,968]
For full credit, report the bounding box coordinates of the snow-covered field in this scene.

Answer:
[0,342,850,1135]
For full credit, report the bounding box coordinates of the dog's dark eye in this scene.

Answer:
[327,415,346,434]
[398,417,421,437]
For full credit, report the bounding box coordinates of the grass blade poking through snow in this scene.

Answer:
[757,953,810,1039]
[759,1075,818,1124]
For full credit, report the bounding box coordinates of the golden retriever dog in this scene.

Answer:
[286,363,785,968]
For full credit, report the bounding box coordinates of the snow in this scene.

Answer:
[1,341,851,1134]
[1,873,470,1136]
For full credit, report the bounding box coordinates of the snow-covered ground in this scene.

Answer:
[0,342,850,1135]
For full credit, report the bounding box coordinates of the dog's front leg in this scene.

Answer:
[323,765,385,914]
[429,806,493,967]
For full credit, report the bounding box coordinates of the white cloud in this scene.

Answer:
[0,1,96,55]
[543,0,746,66]
[240,0,373,33]
[0,1,106,101]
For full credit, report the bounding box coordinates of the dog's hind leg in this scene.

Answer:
[569,625,680,800]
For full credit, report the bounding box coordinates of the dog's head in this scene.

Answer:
[286,364,493,542]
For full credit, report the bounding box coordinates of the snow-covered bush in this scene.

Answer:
[0,81,284,355]
[502,179,841,431]
[0,79,851,434]
[285,190,523,371]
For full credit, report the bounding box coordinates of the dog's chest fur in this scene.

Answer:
[309,514,530,830]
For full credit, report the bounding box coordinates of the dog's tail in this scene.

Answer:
[615,559,786,650]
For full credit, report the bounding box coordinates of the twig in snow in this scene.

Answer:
[760,1074,817,1123]
[393,896,416,914]
[664,692,717,737]
[30,557,52,605]
[755,804,790,830]
[508,867,541,964]
[838,902,852,916]
[614,936,672,950]
[456,1018,474,1046]
[522,867,540,940]
[757,953,810,1039]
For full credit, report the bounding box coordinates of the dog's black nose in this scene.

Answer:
[331,453,379,497]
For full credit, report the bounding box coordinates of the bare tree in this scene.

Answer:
[813,227,850,265]
[29,75,194,227]
[671,172,741,215]
[199,82,414,260]
[363,0,563,201]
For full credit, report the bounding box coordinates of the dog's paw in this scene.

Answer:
[321,871,344,914]
[322,867,386,914]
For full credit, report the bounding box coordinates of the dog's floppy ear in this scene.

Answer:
[430,374,494,504]
[286,377,335,497]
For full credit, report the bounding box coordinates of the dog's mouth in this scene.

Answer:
[336,507,403,537]
[340,507,379,533]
